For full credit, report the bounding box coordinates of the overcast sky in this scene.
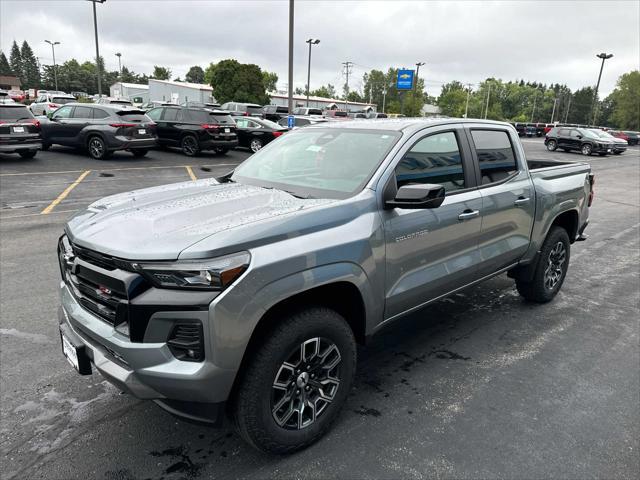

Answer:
[1,0,638,97]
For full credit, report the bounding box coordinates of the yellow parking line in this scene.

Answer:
[185,165,197,181]
[41,170,91,215]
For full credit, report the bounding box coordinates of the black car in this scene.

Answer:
[0,103,42,158]
[622,131,638,146]
[146,106,237,156]
[219,102,263,117]
[40,104,157,160]
[544,127,613,156]
[233,117,287,152]
[262,105,289,122]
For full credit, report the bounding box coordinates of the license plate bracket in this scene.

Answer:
[138,129,146,135]
[13,126,25,133]
[59,325,92,375]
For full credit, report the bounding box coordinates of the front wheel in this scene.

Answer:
[581,143,593,156]
[250,138,263,153]
[546,140,557,151]
[516,226,570,303]
[230,307,356,454]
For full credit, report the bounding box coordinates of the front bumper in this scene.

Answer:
[58,282,234,424]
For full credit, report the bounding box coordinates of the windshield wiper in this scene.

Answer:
[282,189,312,199]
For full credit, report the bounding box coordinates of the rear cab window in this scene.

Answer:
[470,129,518,185]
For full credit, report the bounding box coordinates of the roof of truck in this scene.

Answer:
[307,117,513,133]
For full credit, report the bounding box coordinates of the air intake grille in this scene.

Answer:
[167,323,204,362]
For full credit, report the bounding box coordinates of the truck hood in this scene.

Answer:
[66,179,335,260]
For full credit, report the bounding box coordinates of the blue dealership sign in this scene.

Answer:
[287,115,295,129]
[396,69,415,90]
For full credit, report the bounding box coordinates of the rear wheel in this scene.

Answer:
[230,307,356,454]
[581,143,593,156]
[181,135,200,157]
[87,136,111,160]
[131,149,148,158]
[546,140,557,151]
[18,151,37,159]
[516,226,570,303]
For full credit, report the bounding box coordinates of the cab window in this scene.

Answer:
[470,129,518,184]
[146,108,162,121]
[395,131,466,192]
[52,106,73,119]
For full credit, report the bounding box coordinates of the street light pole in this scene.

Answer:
[88,0,106,97]
[115,52,122,78]
[305,39,320,107]
[590,52,613,125]
[287,0,294,115]
[464,83,472,118]
[414,61,425,91]
[550,98,557,123]
[44,40,60,91]
[484,81,491,119]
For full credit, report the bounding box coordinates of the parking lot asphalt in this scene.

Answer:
[1,140,639,480]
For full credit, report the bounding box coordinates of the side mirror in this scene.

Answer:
[385,183,446,209]
[576,135,582,139]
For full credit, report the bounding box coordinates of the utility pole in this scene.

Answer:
[44,40,60,91]
[530,92,537,123]
[415,61,425,91]
[115,52,122,78]
[550,98,557,123]
[342,61,353,111]
[88,0,106,97]
[564,95,572,123]
[484,81,491,119]
[287,0,294,114]
[464,83,472,118]
[305,38,320,107]
[590,52,613,125]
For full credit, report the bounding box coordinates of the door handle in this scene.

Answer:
[514,197,530,207]
[458,209,480,221]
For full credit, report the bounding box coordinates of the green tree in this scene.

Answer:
[205,59,269,104]
[262,71,278,92]
[152,65,171,80]
[311,84,337,98]
[0,51,11,75]
[20,41,40,89]
[185,65,204,84]
[9,40,22,78]
[567,87,594,124]
[608,70,640,130]
[437,81,467,117]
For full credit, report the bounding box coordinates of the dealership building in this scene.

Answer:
[148,79,215,104]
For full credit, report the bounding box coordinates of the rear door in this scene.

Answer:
[382,125,483,319]
[465,126,535,276]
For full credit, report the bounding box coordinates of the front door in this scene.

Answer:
[47,105,75,143]
[382,127,483,319]
[466,127,535,276]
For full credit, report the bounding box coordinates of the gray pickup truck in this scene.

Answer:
[57,118,594,453]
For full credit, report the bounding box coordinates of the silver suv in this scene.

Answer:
[57,118,593,453]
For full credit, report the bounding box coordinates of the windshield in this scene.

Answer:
[232,128,401,199]
[590,129,612,139]
[579,129,600,139]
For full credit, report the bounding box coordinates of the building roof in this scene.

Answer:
[268,91,376,107]
[111,82,149,90]
[0,75,21,87]
[149,79,213,91]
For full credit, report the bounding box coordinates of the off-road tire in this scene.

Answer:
[516,226,571,303]
[230,307,356,454]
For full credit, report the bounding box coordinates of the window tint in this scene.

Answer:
[246,106,263,115]
[235,118,250,128]
[52,105,73,119]
[92,109,109,119]
[0,106,33,121]
[117,113,148,122]
[308,108,323,115]
[52,97,75,105]
[471,130,518,185]
[396,131,465,192]
[571,130,582,138]
[146,108,162,121]
[73,106,93,119]
[296,118,310,126]
[163,108,179,121]
[558,128,570,136]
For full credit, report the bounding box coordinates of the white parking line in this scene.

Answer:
[0,163,239,177]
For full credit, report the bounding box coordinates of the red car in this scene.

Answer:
[608,130,629,142]
[8,90,25,102]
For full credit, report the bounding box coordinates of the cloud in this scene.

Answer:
[1,0,637,97]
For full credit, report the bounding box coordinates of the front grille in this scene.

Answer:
[67,271,125,323]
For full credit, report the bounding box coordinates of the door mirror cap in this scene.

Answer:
[385,183,446,209]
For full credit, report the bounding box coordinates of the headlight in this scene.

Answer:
[133,252,250,290]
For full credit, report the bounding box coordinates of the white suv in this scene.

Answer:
[29,93,76,116]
